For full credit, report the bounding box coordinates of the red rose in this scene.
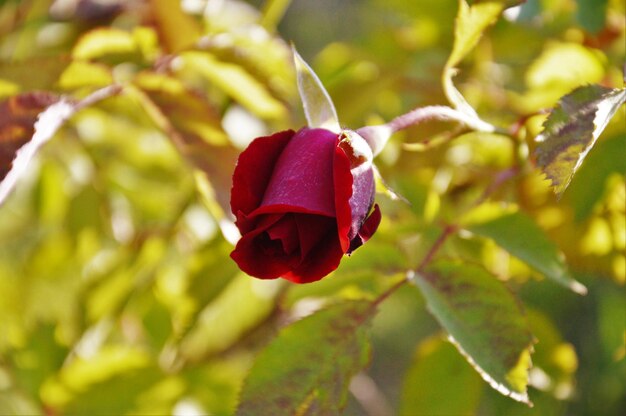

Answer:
[230,127,381,283]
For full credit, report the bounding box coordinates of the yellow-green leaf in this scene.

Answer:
[177,51,287,120]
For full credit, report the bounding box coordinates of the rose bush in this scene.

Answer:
[230,127,381,283]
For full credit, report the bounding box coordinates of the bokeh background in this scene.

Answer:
[0,0,624,414]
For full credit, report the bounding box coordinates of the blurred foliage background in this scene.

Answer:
[0,0,624,415]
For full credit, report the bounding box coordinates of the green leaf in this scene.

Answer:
[567,133,626,221]
[443,0,504,118]
[576,0,608,33]
[293,46,341,133]
[535,85,626,198]
[413,259,535,404]
[400,335,482,416]
[236,300,375,415]
[465,209,587,294]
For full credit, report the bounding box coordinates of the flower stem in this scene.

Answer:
[357,105,503,156]
[387,105,497,134]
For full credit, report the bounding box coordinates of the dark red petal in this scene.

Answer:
[293,214,336,258]
[230,130,294,228]
[358,203,381,242]
[266,214,299,255]
[333,145,353,253]
[347,204,382,254]
[282,225,344,284]
[261,128,338,217]
[230,214,296,279]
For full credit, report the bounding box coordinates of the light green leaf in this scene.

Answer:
[72,28,137,60]
[535,84,626,198]
[413,260,534,404]
[236,300,375,415]
[180,274,284,361]
[261,0,293,30]
[57,61,114,90]
[465,209,587,294]
[178,51,287,120]
[293,46,341,133]
[447,1,505,69]
[400,335,482,416]
[443,0,504,118]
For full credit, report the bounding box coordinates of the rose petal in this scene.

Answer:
[266,214,299,255]
[347,204,381,254]
[261,128,338,217]
[293,213,336,258]
[231,130,294,233]
[333,145,353,252]
[230,214,298,279]
[283,225,344,284]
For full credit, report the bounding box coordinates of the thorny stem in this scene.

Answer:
[416,224,458,273]
[372,164,519,306]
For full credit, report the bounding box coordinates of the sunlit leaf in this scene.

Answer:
[443,0,504,118]
[180,275,284,361]
[0,57,69,94]
[413,260,535,404]
[260,0,293,30]
[293,46,341,132]
[130,80,237,217]
[535,84,626,198]
[177,51,287,120]
[40,346,160,414]
[72,28,137,60]
[57,61,114,90]
[447,1,504,69]
[134,71,228,145]
[150,0,203,52]
[197,29,295,102]
[465,209,587,294]
[236,300,375,415]
[399,335,482,416]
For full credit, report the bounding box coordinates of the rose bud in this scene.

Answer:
[230,127,381,283]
